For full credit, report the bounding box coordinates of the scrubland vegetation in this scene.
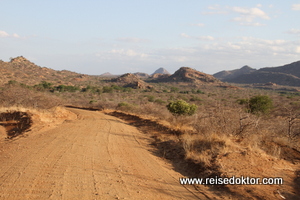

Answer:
[2,80,299,152]
[1,78,300,198]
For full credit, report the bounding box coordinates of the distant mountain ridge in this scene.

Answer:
[100,72,114,77]
[213,65,256,81]
[151,68,170,75]
[259,61,300,77]
[214,60,300,86]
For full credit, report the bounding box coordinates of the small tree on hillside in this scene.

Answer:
[167,99,197,116]
[249,95,273,115]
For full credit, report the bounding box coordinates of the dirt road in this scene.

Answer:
[0,108,206,200]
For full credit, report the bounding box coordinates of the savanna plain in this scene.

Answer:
[0,57,299,199]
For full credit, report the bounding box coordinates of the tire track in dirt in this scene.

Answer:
[0,108,206,200]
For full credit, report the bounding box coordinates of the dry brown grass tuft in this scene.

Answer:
[181,132,238,167]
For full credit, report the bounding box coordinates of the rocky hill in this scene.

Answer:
[227,71,300,86]
[133,72,150,79]
[111,73,153,89]
[213,65,256,81]
[151,68,170,75]
[163,67,221,84]
[0,56,101,86]
[220,60,300,86]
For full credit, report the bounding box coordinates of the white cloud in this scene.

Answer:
[202,5,228,15]
[202,5,270,26]
[287,29,300,35]
[202,10,228,15]
[12,33,20,38]
[115,37,149,43]
[208,4,221,10]
[180,33,190,38]
[0,30,22,38]
[109,49,148,58]
[227,42,241,50]
[232,17,266,26]
[292,4,300,10]
[191,23,205,27]
[181,33,214,41]
[0,30,9,37]
[196,36,215,41]
[296,46,300,53]
[232,7,270,20]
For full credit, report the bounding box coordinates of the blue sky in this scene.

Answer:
[1,1,300,75]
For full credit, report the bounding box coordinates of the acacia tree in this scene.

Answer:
[167,99,197,116]
[238,95,273,115]
[249,95,273,115]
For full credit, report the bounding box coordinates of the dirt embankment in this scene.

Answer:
[0,111,32,139]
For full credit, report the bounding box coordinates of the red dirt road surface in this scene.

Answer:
[0,108,209,200]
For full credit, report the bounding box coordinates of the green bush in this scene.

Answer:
[167,99,197,116]
[249,95,273,114]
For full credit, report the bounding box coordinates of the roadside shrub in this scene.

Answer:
[167,99,197,116]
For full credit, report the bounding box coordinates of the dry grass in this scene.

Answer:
[182,133,231,167]
[0,85,62,109]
